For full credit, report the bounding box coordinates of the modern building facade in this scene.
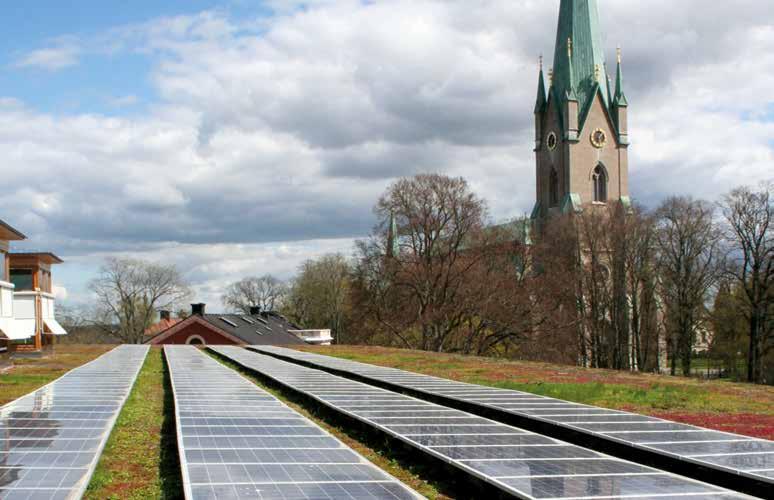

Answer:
[0,220,67,356]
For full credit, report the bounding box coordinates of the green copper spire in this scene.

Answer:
[535,57,547,114]
[387,210,399,258]
[565,38,578,102]
[614,48,628,107]
[551,0,608,112]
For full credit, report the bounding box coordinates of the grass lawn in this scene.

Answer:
[0,344,115,406]
[295,345,774,440]
[85,347,182,499]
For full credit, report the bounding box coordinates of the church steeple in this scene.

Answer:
[532,0,631,223]
[535,57,547,114]
[386,210,399,259]
[551,0,608,115]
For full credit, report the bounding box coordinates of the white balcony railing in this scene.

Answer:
[0,281,31,340]
[290,329,333,346]
[12,291,67,338]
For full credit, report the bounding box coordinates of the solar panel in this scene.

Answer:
[251,346,772,497]
[0,345,149,500]
[212,346,749,500]
[164,346,420,500]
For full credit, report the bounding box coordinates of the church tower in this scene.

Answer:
[532,0,630,222]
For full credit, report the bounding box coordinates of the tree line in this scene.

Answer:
[274,175,771,384]
[72,174,772,385]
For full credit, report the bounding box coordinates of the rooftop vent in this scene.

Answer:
[191,303,206,316]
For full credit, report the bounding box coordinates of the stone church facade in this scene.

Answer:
[529,0,670,373]
[532,0,631,223]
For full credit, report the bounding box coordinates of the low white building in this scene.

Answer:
[290,329,334,346]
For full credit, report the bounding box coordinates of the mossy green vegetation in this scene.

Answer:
[85,348,182,500]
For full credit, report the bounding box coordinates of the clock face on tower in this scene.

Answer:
[546,131,557,151]
[591,128,607,148]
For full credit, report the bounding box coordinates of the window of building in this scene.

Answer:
[593,165,608,203]
[10,269,34,291]
[549,168,559,207]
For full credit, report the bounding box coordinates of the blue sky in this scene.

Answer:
[1,1,271,115]
[1,0,772,310]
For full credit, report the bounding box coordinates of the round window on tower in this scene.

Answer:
[546,131,558,151]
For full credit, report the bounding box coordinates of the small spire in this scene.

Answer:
[548,68,554,85]
[614,47,628,107]
[567,37,573,59]
[535,56,547,114]
[594,64,601,82]
[606,70,614,108]
[617,46,622,64]
[387,210,399,258]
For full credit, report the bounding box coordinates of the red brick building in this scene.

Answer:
[145,303,305,346]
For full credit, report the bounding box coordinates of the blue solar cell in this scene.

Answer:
[214,346,745,499]
[164,346,419,499]
[0,346,148,499]
[251,345,774,492]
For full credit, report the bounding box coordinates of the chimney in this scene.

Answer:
[159,310,171,321]
[249,306,261,316]
[191,303,206,316]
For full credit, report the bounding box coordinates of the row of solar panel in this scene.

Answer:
[0,345,149,500]
[164,346,421,500]
[251,345,774,496]
[2,344,763,499]
[213,346,752,500]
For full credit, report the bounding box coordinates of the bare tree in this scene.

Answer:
[720,182,773,383]
[222,275,288,313]
[283,254,352,343]
[623,208,661,371]
[90,257,191,344]
[655,197,723,376]
[353,174,494,352]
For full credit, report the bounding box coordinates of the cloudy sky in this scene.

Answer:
[2,0,773,309]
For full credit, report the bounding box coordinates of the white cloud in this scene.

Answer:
[108,95,140,108]
[16,37,81,70]
[2,0,773,309]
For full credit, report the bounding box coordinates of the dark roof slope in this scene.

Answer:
[201,312,305,345]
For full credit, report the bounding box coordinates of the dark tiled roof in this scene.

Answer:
[201,312,305,345]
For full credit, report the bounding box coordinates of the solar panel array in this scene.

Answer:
[252,346,774,495]
[213,346,749,500]
[164,346,420,500]
[0,345,149,500]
